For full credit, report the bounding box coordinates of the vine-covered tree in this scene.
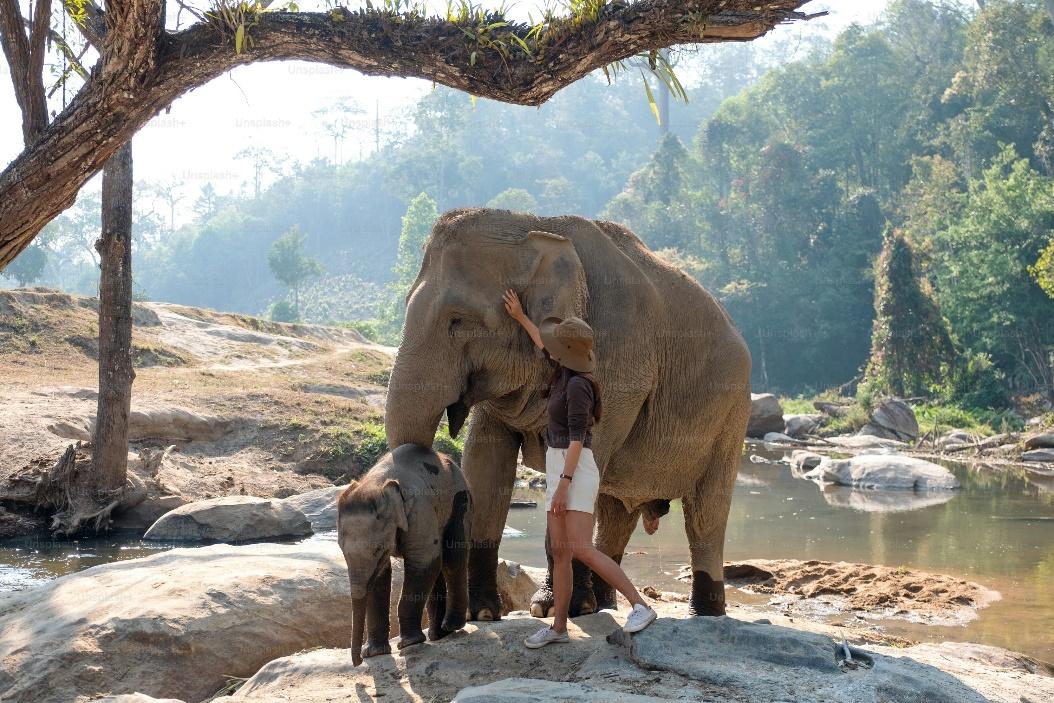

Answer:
[864,228,956,398]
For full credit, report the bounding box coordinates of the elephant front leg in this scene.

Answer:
[398,559,441,650]
[362,562,393,659]
[462,410,520,621]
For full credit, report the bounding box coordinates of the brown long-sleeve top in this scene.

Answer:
[542,350,595,449]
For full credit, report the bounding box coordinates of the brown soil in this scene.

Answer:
[0,288,396,525]
[722,559,1001,626]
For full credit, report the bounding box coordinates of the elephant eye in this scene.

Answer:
[448,317,463,337]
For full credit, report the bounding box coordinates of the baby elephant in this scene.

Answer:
[337,443,472,665]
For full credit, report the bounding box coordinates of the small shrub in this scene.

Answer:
[267,300,298,323]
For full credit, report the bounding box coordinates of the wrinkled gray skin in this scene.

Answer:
[385,208,751,620]
[337,443,472,665]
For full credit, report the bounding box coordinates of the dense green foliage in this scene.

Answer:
[5,0,1053,410]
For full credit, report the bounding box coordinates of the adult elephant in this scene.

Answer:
[385,208,751,620]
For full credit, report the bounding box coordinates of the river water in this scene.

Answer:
[3,448,1052,661]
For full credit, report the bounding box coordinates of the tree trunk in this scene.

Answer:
[93,141,135,496]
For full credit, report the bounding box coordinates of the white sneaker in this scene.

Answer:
[624,603,657,633]
[524,626,570,649]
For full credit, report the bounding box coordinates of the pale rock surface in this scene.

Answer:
[784,413,824,438]
[230,610,1054,703]
[281,483,347,531]
[453,678,679,702]
[143,495,312,542]
[804,454,959,490]
[748,393,784,438]
[0,542,353,703]
[860,398,919,441]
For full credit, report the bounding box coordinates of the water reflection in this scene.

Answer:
[817,485,956,513]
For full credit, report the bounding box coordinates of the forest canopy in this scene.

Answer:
[6,0,1054,408]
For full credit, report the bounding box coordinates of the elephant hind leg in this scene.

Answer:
[439,489,471,633]
[426,570,451,641]
[591,493,641,611]
[682,424,743,617]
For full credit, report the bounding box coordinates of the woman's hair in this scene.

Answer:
[543,362,603,423]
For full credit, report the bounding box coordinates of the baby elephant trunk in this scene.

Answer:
[351,596,366,666]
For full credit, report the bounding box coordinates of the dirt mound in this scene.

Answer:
[722,559,1000,626]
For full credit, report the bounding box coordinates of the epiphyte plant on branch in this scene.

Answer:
[0,0,822,270]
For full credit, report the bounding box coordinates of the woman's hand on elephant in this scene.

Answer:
[503,288,525,321]
[550,482,569,516]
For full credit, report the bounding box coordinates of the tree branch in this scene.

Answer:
[0,0,818,269]
[0,0,49,142]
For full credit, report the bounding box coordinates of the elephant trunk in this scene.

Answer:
[385,349,464,447]
[351,596,366,666]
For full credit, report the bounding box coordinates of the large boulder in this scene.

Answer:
[859,398,919,442]
[747,393,784,438]
[1024,433,1054,450]
[1022,448,1054,463]
[784,414,823,438]
[229,610,1054,703]
[803,454,959,490]
[143,495,312,542]
[0,542,353,703]
[281,484,347,531]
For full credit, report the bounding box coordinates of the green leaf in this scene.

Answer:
[235,24,245,54]
[470,51,477,66]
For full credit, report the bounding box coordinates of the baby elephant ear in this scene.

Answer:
[522,230,586,323]
[384,479,409,533]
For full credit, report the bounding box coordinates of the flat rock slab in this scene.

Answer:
[231,611,1053,703]
[453,678,679,702]
[0,542,353,703]
[825,435,907,450]
[805,454,960,490]
[1022,448,1054,463]
[144,495,312,542]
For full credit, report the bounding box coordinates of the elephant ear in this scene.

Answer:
[383,479,409,533]
[521,230,587,324]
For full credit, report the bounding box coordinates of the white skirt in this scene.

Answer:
[545,446,601,514]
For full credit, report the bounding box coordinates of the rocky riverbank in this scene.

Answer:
[1,540,1050,703]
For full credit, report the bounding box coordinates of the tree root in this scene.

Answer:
[35,443,147,536]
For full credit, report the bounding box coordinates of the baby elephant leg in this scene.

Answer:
[398,558,441,651]
[363,561,393,659]
[439,489,471,633]
[427,571,449,641]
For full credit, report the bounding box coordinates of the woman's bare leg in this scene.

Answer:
[547,511,573,633]
[564,510,646,608]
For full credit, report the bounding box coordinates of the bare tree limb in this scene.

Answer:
[0,0,50,142]
[0,1,818,269]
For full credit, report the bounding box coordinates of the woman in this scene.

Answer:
[503,289,657,649]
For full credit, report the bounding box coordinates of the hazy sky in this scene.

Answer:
[0,0,892,208]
